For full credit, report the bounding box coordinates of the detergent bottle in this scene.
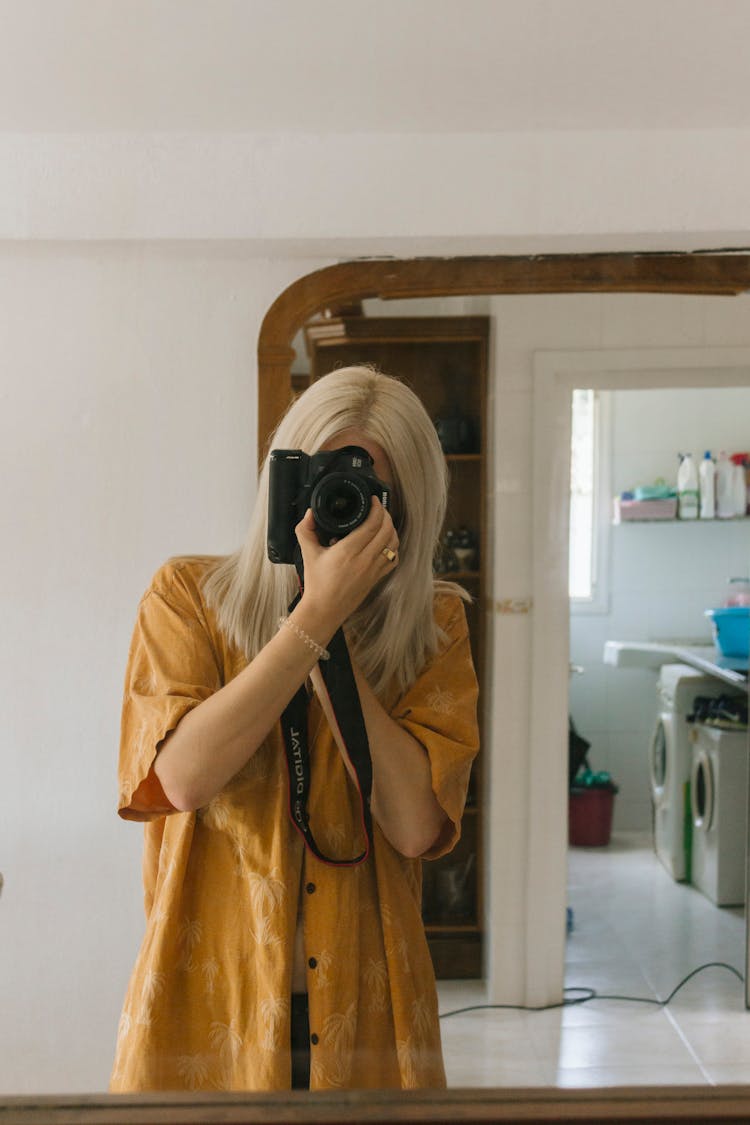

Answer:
[731,461,747,517]
[716,451,735,518]
[677,453,699,520]
[699,452,715,519]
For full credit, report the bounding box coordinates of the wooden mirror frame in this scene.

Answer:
[257,252,750,449]
[8,1083,750,1122]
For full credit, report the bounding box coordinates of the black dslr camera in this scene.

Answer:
[267,445,391,564]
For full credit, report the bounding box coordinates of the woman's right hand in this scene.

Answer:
[294,498,399,632]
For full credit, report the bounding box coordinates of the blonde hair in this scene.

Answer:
[202,365,468,699]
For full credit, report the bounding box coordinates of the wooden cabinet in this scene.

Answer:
[303,314,489,978]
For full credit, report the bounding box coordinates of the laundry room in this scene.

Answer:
[569,383,750,842]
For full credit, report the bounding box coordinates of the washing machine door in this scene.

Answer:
[650,715,671,804]
[691,747,715,832]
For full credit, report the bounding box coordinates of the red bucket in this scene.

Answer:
[569,787,615,847]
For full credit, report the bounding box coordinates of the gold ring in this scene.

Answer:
[382,547,397,562]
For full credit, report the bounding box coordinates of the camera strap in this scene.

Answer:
[280,581,374,867]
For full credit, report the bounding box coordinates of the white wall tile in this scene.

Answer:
[569,663,610,734]
[601,294,706,348]
[569,615,610,664]
[609,731,652,792]
[492,349,533,392]
[605,590,659,639]
[613,798,653,832]
[493,390,534,495]
[614,386,750,462]
[726,522,750,576]
[605,668,659,734]
[491,496,533,595]
[613,450,680,494]
[494,294,603,350]
[703,293,750,346]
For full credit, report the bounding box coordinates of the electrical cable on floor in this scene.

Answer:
[438,961,745,1018]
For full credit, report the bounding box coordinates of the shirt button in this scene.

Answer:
[306,882,316,894]
[308,956,317,969]
[310,1033,319,1045]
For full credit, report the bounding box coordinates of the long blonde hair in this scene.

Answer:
[202,365,468,699]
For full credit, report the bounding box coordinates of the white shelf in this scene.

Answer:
[603,641,747,687]
[613,516,750,525]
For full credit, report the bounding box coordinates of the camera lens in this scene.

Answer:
[311,473,369,536]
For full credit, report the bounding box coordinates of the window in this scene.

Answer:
[569,388,611,612]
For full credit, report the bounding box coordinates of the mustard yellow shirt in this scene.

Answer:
[111,556,479,1092]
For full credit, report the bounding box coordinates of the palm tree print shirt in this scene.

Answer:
[110,557,480,1092]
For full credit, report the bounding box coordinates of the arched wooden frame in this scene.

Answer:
[257,252,750,450]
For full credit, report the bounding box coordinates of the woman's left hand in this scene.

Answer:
[294,498,399,632]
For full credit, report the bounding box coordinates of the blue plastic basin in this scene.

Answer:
[705,607,750,659]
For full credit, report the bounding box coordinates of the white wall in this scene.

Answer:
[0,245,333,1094]
[570,387,750,830]
[4,130,750,252]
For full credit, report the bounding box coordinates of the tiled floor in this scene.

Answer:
[437,832,749,1087]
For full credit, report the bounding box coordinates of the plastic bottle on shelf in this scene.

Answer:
[716,451,735,518]
[676,452,699,519]
[731,461,747,517]
[698,451,715,519]
[730,453,750,515]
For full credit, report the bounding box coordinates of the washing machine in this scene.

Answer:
[650,664,730,882]
[690,724,748,906]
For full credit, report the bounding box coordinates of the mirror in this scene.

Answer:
[255,254,750,1090]
[4,253,750,1120]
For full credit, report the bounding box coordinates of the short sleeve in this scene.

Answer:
[117,567,222,822]
[391,596,480,859]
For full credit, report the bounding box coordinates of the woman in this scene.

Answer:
[111,365,479,1092]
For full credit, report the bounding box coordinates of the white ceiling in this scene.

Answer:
[2,0,750,133]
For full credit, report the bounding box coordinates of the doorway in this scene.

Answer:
[535,347,750,1008]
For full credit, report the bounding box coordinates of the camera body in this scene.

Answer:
[267,445,391,564]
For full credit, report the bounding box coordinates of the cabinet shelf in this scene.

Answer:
[304,313,488,980]
[435,570,480,581]
[424,924,481,934]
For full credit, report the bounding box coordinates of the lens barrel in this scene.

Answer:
[311,473,369,536]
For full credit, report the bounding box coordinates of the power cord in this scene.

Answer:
[438,961,745,1018]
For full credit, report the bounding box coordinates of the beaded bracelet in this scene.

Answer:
[278,616,331,661]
